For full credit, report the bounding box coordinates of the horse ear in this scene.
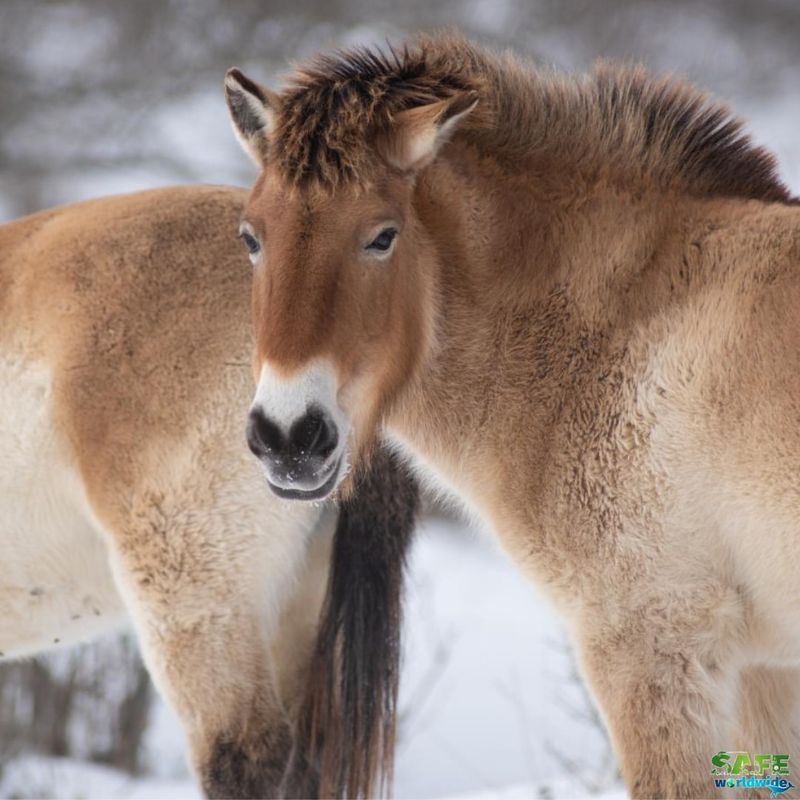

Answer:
[224,68,278,166]
[380,91,479,172]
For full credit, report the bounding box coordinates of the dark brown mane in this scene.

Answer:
[271,40,481,188]
[270,33,793,203]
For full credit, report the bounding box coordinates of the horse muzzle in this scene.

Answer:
[246,405,343,500]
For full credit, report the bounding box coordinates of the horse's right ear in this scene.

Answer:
[378,90,479,173]
[224,68,278,166]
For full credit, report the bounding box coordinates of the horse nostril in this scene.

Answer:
[289,408,338,459]
[246,409,285,457]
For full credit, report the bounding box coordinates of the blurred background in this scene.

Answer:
[1,1,798,798]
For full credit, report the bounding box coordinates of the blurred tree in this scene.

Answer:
[0,635,152,777]
[1,0,798,219]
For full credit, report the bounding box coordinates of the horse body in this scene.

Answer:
[0,186,416,798]
[226,34,800,797]
[385,186,800,788]
[391,188,800,606]
[0,187,325,792]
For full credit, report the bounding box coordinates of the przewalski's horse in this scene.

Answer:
[224,34,800,799]
[0,186,418,799]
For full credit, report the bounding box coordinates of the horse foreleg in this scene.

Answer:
[99,499,322,799]
[575,586,744,799]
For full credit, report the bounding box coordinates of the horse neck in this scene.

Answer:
[389,143,697,514]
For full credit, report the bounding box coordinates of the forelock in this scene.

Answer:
[268,38,480,190]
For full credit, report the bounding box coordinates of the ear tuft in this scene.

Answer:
[379,91,479,173]
[224,68,277,166]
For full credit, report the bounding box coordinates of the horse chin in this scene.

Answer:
[265,456,343,501]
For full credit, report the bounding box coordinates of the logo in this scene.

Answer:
[711,751,794,797]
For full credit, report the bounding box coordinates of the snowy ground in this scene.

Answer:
[0,758,627,800]
[395,518,617,799]
[0,757,199,800]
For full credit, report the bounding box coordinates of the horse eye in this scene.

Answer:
[366,227,397,254]
[239,230,260,256]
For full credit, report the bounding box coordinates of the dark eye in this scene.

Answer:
[366,227,397,254]
[239,230,260,256]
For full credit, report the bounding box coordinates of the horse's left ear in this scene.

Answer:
[379,91,479,172]
[224,68,278,166]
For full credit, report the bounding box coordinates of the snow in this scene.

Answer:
[0,758,627,800]
[395,518,615,799]
[0,756,628,800]
[0,756,198,800]
[449,780,628,800]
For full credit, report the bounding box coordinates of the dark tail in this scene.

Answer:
[284,444,419,799]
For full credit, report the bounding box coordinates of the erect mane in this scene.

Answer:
[271,40,482,188]
[270,33,792,203]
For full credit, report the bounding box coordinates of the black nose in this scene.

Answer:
[247,406,338,461]
[289,407,338,458]
[246,409,283,457]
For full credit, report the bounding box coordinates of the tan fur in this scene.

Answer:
[0,187,333,796]
[230,33,800,798]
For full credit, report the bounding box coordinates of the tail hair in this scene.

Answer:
[285,443,418,798]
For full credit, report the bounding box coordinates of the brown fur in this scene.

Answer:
[228,32,800,799]
[0,187,418,798]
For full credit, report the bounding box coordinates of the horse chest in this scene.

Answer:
[0,354,126,658]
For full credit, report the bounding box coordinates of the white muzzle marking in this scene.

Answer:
[251,361,347,435]
[249,360,351,496]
